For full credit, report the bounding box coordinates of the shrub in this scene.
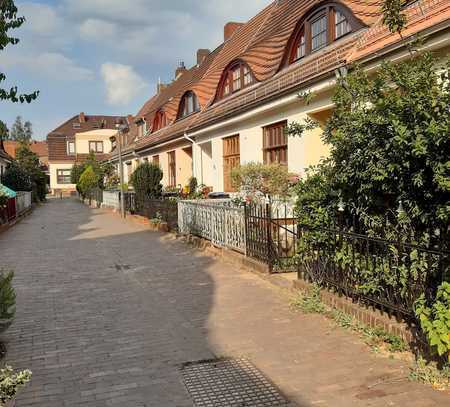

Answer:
[231,162,294,200]
[416,282,450,362]
[0,365,32,405]
[188,177,198,196]
[1,162,31,192]
[77,166,98,198]
[130,162,163,200]
[0,270,16,334]
[15,143,47,202]
[70,163,85,185]
[71,152,112,190]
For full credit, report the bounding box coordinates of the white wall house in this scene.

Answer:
[49,129,117,193]
[190,84,333,192]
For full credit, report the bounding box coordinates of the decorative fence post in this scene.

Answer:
[265,202,273,273]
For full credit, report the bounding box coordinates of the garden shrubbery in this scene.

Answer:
[231,162,294,200]
[1,144,47,202]
[289,48,449,360]
[130,162,163,201]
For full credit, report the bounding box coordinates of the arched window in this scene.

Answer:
[288,4,362,64]
[152,110,167,132]
[178,91,200,119]
[217,61,255,101]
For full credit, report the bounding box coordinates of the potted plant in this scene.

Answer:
[149,212,169,232]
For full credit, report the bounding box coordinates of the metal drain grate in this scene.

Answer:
[181,358,289,406]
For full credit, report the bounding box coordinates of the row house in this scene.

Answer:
[47,113,126,194]
[110,0,449,193]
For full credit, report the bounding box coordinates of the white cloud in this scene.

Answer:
[79,19,118,42]
[19,2,63,35]
[2,52,93,81]
[101,63,148,106]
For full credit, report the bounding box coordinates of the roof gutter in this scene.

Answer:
[183,132,195,144]
[132,135,188,156]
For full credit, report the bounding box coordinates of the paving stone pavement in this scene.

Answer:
[0,199,449,407]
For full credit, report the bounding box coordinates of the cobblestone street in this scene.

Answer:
[1,199,449,406]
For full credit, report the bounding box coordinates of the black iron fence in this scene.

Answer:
[124,192,178,230]
[244,200,449,317]
[296,222,449,318]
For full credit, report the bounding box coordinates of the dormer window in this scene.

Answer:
[72,123,81,129]
[311,14,327,51]
[335,10,351,39]
[136,119,147,138]
[288,4,362,64]
[178,91,200,119]
[152,110,167,132]
[296,30,306,59]
[217,61,255,101]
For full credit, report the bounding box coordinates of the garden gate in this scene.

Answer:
[244,201,298,272]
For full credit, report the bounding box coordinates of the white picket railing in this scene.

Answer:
[15,191,32,215]
[178,200,246,253]
[102,190,120,209]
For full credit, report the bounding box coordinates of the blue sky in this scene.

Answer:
[2,0,272,140]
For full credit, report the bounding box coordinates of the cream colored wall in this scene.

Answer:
[193,141,214,188]
[75,130,115,154]
[140,142,193,188]
[176,147,193,187]
[160,152,170,186]
[192,91,332,192]
[49,162,75,191]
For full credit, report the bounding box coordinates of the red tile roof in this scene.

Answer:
[4,140,48,160]
[114,0,449,157]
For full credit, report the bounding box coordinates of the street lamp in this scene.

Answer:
[110,118,128,218]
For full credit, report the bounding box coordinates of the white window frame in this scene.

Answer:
[67,141,76,155]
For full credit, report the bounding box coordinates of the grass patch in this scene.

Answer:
[409,358,450,390]
[290,286,450,390]
[291,288,408,353]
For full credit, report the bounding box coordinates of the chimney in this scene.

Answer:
[127,115,134,126]
[224,22,243,41]
[79,112,86,123]
[175,61,187,80]
[197,49,210,66]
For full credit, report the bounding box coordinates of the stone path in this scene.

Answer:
[1,199,449,406]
